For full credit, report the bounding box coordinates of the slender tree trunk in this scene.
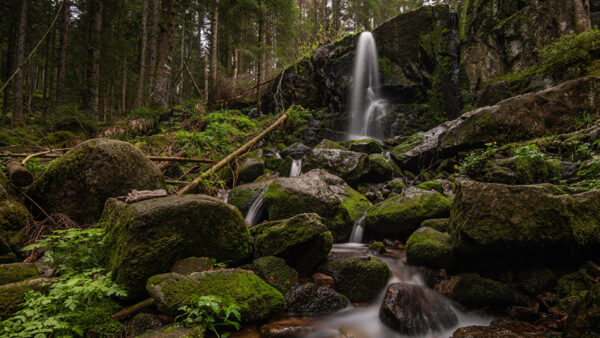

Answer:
[179,17,185,104]
[208,0,219,103]
[136,0,149,108]
[56,0,70,104]
[232,48,238,87]
[12,0,29,127]
[122,57,127,112]
[2,30,15,120]
[332,0,341,36]
[27,64,34,112]
[256,0,266,114]
[87,0,103,118]
[147,0,160,101]
[204,48,209,103]
[149,0,177,109]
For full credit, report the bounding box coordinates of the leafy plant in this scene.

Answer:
[511,144,561,184]
[176,295,241,338]
[459,142,498,175]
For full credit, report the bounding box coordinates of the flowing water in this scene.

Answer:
[348,213,366,243]
[244,187,267,227]
[217,188,229,204]
[290,159,303,177]
[348,32,388,141]
[305,244,492,337]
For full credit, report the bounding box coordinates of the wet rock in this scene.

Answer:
[245,256,299,293]
[103,195,251,299]
[319,252,390,303]
[251,213,332,275]
[476,81,511,107]
[260,318,315,337]
[315,139,347,150]
[0,277,54,319]
[28,138,165,224]
[237,149,265,184]
[565,282,600,337]
[303,148,370,184]
[0,263,42,286]
[0,199,32,263]
[379,283,458,335]
[147,269,285,323]
[406,227,456,270]
[229,180,272,215]
[285,282,348,314]
[125,313,163,336]
[450,273,530,311]
[364,154,393,182]
[280,143,311,160]
[365,187,451,239]
[420,218,449,232]
[312,272,334,288]
[368,241,386,254]
[170,257,213,275]
[348,139,384,154]
[137,323,205,337]
[262,169,370,242]
[451,325,522,337]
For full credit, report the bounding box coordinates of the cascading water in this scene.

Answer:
[349,212,366,243]
[290,159,302,177]
[217,188,229,204]
[244,187,267,227]
[348,32,388,140]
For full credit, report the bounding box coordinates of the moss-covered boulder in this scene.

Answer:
[303,149,370,184]
[251,213,332,275]
[0,263,42,286]
[147,269,285,323]
[138,323,205,337]
[228,180,272,215]
[348,139,384,154]
[365,187,451,239]
[125,313,163,337]
[420,218,449,232]
[285,282,348,315]
[565,282,600,337]
[450,273,529,311]
[103,195,251,299]
[280,142,311,160]
[170,257,214,275]
[406,227,456,270]
[0,199,32,263]
[365,154,393,182]
[319,252,390,303]
[0,277,53,319]
[449,180,600,258]
[237,149,265,184]
[315,139,347,150]
[517,266,554,296]
[262,169,370,242]
[28,138,165,224]
[245,256,299,293]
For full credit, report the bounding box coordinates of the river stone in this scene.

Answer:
[348,139,384,154]
[237,149,265,184]
[280,143,312,160]
[285,282,348,315]
[28,138,165,224]
[365,153,393,182]
[564,282,600,337]
[103,195,251,299]
[319,252,390,303]
[262,169,370,242]
[451,326,522,337]
[228,180,272,215]
[406,227,456,270]
[379,283,458,335]
[365,187,451,239]
[251,213,332,275]
[450,273,530,311]
[245,256,299,294]
[303,148,370,184]
[147,269,285,323]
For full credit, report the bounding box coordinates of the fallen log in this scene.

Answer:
[6,159,33,187]
[111,298,155,321]
[178,107,292,196]
[0,151,214,164]
[157,150,187,170]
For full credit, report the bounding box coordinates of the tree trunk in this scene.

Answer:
[232,48,239,87]
[147,0,160,101]
[122,57,127,112]
[12,0,29,127]
[204,47,209,103]
[2,31,15,120]
[256,0,266,114]
[88,0,103,119]
[179,16,185,104]
[332,0,341,35]
[56,0,70,104]
[208,0,219,103]
[149,0,177,109]
[136,0,149,108]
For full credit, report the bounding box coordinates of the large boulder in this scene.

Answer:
[0,263,42,286]
[406,227,456,270]
[103,195,251,299]
[379,283,458,336]
[285,283,348,315]
[365,187,451,239]
[262,169,370,242]
[228,180,271,215]
[449,180,600,259]
[245,256,299,294]
[0,277,53,319]
[319,252,390,303]
[251,213,332,275]
[450,273,530,311]
[303,148,370,184]
[0,199,32,263]
[565,282,600,337]
[147,269,285,323]
[28,138,165,224]
[237,149,265,184]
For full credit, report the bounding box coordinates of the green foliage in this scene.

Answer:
[511,144,562,184]
[459,142,497,175]
[128,107,166,120]
[23,158,45,176]
[176,295,241,338]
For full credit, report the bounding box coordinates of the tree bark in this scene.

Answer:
[179,16,185,104]
[56,0,70,104]
[7,159,33,187]
[208,0,219,103]
[136,0,149,108]
[149,0,177,109]
[122,57,127,112]
[332,0,341,35]
[147,0,160,101]
[87,0,103,119]
[12,0,29,127]
[256,0,266,114]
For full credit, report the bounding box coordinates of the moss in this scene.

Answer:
[366,154,393,182]
[368,241,385,253]
[348,139,384,154]
[125,313,163,336]
[244,256,298,293]
[556,268,597,313]
[420,218,449,232]
[228,182,270,215]
[45,131,79,148]
[565,282,600,336]
[0,277,52,319]
[451,273,528,310]
[416,180,444,193]
[406,227,456,270]
[385,179,406,193]
[0,263,41,286]
[80,299,124,337]
[390,133,424,161]
[315,139,347,150]
[137,323,205,337]
[518,267,554,296]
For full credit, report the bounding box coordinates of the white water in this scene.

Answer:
[348,32,388,141]
[244,187,267,227]
[217,189,229,204]
[349,213,366,243]
[305,244,492,338]
[290,159,302,177]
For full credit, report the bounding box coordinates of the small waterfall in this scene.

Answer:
[244,187,267,227]
[275,152,282,159]
[348,32,388,140]
[290,159,302,177]
[217,189,229,204]
[349,212,367,243]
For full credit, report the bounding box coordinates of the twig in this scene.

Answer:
[111,298,155,321]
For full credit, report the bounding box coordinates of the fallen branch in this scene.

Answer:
[177,107,292,196]
[157,150,187,171]
[0,151,214,164]
[6,159,33,187]
[111,298,155,321]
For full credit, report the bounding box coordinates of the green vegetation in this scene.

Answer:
[176,295,241,338]
[459,142,497,176]
[511,144,561,184]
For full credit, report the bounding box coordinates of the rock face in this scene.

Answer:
[251,213,332,275]
[565,282,600,337]
[103,195,251,298]
[228,180,271,215]
[0,263,41,285]
[245,256,299,294]
[0,277,53,319]
[28,138,165,224]
[449,180,600,258]
[0,198,32,263]
[392,77,600,171]
[450,273,529,310]
[405,227,456,270]
[379,283,458,335]
[262,169,370,242]
[285,283,348,315]
[303,148,370,184]
[147,269,285,323]
[319,252,390,303]
[365,187,451,239]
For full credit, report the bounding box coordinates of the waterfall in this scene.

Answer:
[348,32,388,140]
[244,187,267,227]
[217,189,229,204]
[290,159,302,177]
[349,212,367,243]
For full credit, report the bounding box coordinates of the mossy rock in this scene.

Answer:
[517,266,554,296]
[285,282,348,314]
[365,187,451,239]
[79,299,124,337]
[315,139,347,150]
[0,263,41,286]
[125,313,163,337]
[251,213,332,275]
[420,218,449,232]
[0,277,53,319]
[565,282,600,337]
[303,149,370,184]
[265,157,285,171]
[390,133,424,163]
[405,227,456,270]
[555,263,599,313]
[319,253,390,303]
[348,139,384,154]
[385,179,406,193]
[45,130,79,148]
[147,269,285,323]
[245,256,299,294]
[238,149,265,184]
[103,195,251,299]
[262,169,370,242]
[228,180,272,215]
[0,199,33,263]
[137,323,205,338]
[416,180,444,193]
[450,273,529,311]
[170,257,214,275]
[365,154,393,182]
[28,138,166,224]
